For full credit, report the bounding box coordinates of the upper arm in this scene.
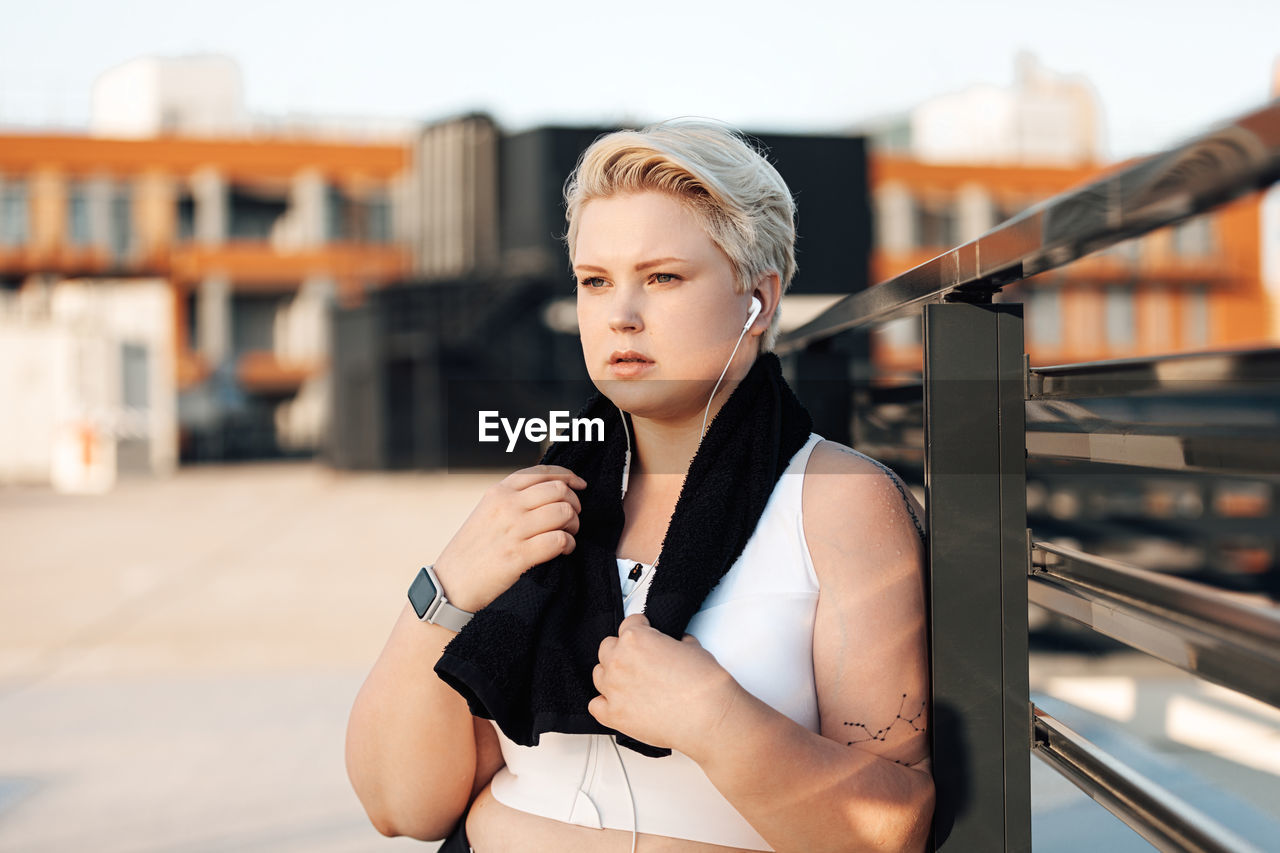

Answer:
[470,717,505,803]
[803,441,930,770]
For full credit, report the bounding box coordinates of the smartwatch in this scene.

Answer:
[408,565,474,632]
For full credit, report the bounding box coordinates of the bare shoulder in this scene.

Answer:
[803,441,931,766]
[802,440,925,585]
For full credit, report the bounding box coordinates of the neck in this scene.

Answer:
[628,413,702,480]
[625,355,759,479]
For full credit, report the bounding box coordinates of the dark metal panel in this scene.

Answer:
[1031,707,1262,853]
[742,132,871,297]
[776,100,1280,354]
[925,302,1029,852]
[788,336,858,447]
[996,306,1031,850]
[498,125,872,298]
[1029,541,1280,709]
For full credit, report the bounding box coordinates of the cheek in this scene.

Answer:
[576,300,601,342]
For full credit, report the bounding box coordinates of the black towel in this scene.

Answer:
[434,352,813,757]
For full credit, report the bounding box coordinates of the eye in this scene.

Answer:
[651,273,680,284]
[577,276,608,289]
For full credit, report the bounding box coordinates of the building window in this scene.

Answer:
[366,193,392,243]
[0,179,29,246]
[122,343,150,410]
[873,184,915,253]
[1027,285,1062,347]
[327,186,393,243]
[1184,284,1210,347]
[228,184,288,241]
[914,199,958,249]
[109,184,133,262]
[185,291,200,352]
[1104,285,1136,349]
[176,194,196,242]
[231,293,286,356]
[1105,236,1143,266]
[1171,216,1214,257]
[326,185,348,243]
[67,182,92,246]
[1145,285,1174,353]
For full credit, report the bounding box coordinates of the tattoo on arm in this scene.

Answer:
[843,694,927,763]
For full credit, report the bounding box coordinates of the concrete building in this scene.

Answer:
[0,279,177,490]
[91,55,250,139]
[867,52,1104,166]
[0,130,409,479]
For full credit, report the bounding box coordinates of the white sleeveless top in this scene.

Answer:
[487,432,826,850]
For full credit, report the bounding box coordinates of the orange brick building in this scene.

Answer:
[0,133,409,459]
[869,154,1272,371]
[1,125,1271,470]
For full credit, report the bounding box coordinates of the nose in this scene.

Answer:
[608,290,644,334]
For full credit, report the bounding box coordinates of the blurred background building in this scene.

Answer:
[0,53,1275,489]
[865,54,1271,373]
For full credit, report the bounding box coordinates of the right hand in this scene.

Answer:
[433,465,587,613]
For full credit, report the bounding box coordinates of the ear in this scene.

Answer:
[750,271,783,336]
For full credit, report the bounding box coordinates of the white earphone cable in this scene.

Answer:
[700,320,753,441]
[609,735,639,853]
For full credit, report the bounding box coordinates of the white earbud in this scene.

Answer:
[702,295,765,440]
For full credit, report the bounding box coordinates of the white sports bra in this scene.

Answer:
[487,432,827,851]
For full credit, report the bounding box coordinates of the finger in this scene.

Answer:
[503,466,587,492]
[515,502,580,540]
[518,478,583,515]
[524,529,575,565]
[587,694,608,724]
[618,613,650,634]
[592,663,606,692]
[597,635,618,662]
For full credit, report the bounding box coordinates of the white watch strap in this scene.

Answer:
[423,565,474,632]
[427,597,474,632]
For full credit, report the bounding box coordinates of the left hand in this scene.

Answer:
[588,613,743,754]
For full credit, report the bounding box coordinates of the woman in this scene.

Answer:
[346,121,934,852]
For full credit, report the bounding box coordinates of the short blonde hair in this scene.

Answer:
[563,120,797,350]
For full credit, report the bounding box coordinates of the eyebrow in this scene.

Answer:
[574,257,690,274]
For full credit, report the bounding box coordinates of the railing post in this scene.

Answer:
[924,301,1030,852]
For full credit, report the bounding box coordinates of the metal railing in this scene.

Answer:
[775,100,1280,852]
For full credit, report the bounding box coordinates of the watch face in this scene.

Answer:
[408,567,439,620]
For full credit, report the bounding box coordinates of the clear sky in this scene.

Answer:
[1,0,1276,159]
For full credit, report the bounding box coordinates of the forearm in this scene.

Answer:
[345,603,476,840]
[688,686,934,853]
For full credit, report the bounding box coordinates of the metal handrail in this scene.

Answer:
[1028,347,1280,399]
[1030,540,1280,708]
[775,99,1280,354]
[1031,707,1263,853]
[773,99,1280,852]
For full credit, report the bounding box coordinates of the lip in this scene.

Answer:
[608,350,655,377]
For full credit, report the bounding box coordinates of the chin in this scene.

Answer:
[592,377,709,423]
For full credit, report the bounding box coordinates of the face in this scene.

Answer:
[574,191,761,422]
